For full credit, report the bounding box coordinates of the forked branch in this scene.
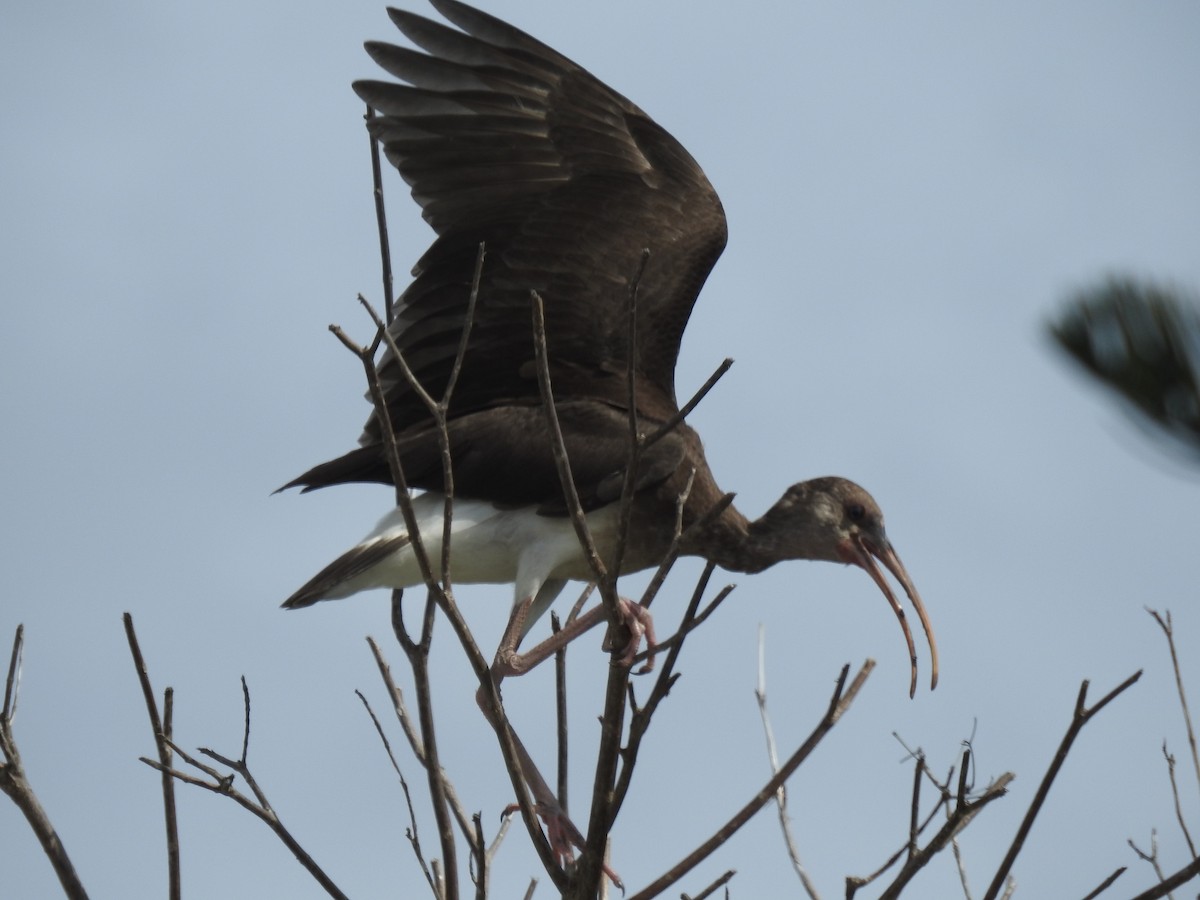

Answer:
[0,625,90,900]
[123,613,180,900]
[136,671,349,900]
[982,670,1142,900]
[628,661,876,900]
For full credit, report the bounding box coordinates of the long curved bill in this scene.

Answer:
[844,533,939,698]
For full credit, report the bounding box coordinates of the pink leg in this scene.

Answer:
[493,594,658,678]
[476,679,623,888]
[476,592,657,889]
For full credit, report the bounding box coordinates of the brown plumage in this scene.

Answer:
[283,0,938,696]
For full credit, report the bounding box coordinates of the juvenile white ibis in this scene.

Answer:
[282,0,937,862]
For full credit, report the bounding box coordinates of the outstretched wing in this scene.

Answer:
[354,0,728,442]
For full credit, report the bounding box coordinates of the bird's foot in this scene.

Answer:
[605,597,657,674]
[503,800,624,890]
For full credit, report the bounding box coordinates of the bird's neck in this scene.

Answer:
[690,504,778,575]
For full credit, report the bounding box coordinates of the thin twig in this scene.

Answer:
[362,243,487,590]
[470,814,486,900]
[140,692,349,899]
[2,624,21,722]
[1161,742,1197,859]
[682,868,736,900]
[349,299,568,890]
[574,640,633,897]
[1147,608,1200,813]
[336,287,483,897]
[612,563,720,817]
[1125,855,1200,899]
[874,769,1013,899]
[552,612,570,816]
[1128,830,1169,888]
[951,836,973,900]
[364,105,395,326]
[1079,866,1126,899]
[122,613,180,900]
[529,290,606,583]
[643,358,734,451]
[355,688,438,894]
[0,626,90,900]
[755,625,821,900]
[329,323,432,577]
[629,661,876,900]
[608,249,652,592]
[529,285,630,897]
[982,670,1143,900]
[907,751,924,863]
[391,596,459,898]
[846,746,994,898]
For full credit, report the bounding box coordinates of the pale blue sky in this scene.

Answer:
[3,2,1200,897]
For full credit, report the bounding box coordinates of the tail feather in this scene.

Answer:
[283,533,411,608]
[275,446,392,494]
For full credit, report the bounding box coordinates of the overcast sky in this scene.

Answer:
[3,2,1200,898]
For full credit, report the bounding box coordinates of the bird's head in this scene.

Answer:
[758,477,938,697]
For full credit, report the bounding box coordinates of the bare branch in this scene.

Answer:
[390,594,460,898]
[1079,866,1126,899]
[873,768,1014,899]
[643,357,734,452]
[328,322,435,582]
[608,249,652,590]
[614,564,724,816]
[629,661,876,900]
[844,741,1010,898]
[552,612,570,816]
[1128,830,1169,887]
[469,812,490,900]
[982,670,1143,900]
[755,625,821,899]
[348,292,569,892]
[3,623,21,722]
[529,290,606,583]
[123,613,180,900]
[0,626,90,900]
[355,688,438,895]
[681,868,736,900]
[341,283,485,898]
[140,692,349,900]
[363,105,395,326]
[1147,608,1200,808]
[1161,742,1197,859]
[1125,855,1200,899]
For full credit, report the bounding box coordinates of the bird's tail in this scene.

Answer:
[274,445,392,494]
[282,533,411,608]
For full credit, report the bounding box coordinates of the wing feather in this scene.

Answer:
[355,0,727,444]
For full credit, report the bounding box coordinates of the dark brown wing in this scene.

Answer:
[288,400,692,512]
[354,0,728,443]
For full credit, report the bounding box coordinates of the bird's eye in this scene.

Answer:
[847,503,866,521]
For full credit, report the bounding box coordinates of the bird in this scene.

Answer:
[281,0,938,864]
[1052,276,1200,461]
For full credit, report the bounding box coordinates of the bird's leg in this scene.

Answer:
[477,607,625,888]
[474,591,654,887]
[474,681,587,858]
[493,593,658,679]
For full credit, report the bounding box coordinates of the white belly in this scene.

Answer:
[328,492,622,601]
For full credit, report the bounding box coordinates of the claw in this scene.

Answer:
[603,598,658,673]
[502,802,624,890]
